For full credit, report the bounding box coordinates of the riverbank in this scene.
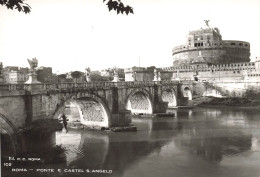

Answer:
[193,96,260,110]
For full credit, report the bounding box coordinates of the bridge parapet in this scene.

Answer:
[0,81,184,93]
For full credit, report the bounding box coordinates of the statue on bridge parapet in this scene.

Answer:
[158,71,161,81]
[112,67,119,82]
[25,57,41,84]
[171,69,180,81]
[85,67,91,82]
[153,69,161,81]
[0,62,3,83]
[27,57,38,74]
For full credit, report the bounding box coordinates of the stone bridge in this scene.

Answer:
[0,81,195,154]
[0,81,194,127]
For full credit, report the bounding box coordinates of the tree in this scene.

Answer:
[1,0,133,15]
[71,71,82,83]
[0,0,31,13]
[57,74,67,83]
[90,73,113,82]
[103,0,134,15]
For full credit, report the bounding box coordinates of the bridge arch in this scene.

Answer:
[183,86,192,100]
[202,84,225,98]
[162,87,177,108]
[54,92,110,128]
[203,88,223,97]
[0,113,17,157]
[126,88,153,114]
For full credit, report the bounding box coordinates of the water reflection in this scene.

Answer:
[3,106,260,177]
[55,107,260,177]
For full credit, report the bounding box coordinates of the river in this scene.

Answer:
[2,106,260,177]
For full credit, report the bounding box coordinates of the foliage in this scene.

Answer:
[201,97,253,106]
[103,0,134,15]
[1,0,133,15]
[90,73,113,81]
[57,74,67,79]
[71,71,82,79]
[0,0,31,13]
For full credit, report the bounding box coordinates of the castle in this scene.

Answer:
[125,20,260,86]
[168,20,260,82]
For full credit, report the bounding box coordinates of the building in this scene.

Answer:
[124,66,155,81]
[159,21,260,82]
[125,22,260,83]
[3,66,29,84]
[172,22,250,67]
[101,68,125,81]
[101,69,113,77]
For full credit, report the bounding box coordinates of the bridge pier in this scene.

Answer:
[110,110,132,127]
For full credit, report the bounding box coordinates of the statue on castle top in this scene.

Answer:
[85,67,91,76]
[27,57,38,74]
[204,20,210,28]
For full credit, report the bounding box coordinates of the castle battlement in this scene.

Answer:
[172,40,250,54]
[124,66,155,73]
[172,22,250,66]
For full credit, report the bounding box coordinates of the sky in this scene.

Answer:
[0,0,260,73]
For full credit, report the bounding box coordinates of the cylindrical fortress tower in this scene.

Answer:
[172,22,250,67]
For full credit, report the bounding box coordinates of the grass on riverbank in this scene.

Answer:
[193,96,260,108]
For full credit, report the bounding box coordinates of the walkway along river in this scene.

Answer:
[2,105,260,177]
